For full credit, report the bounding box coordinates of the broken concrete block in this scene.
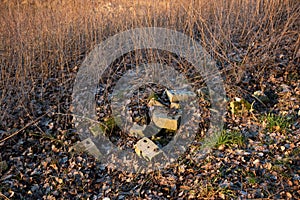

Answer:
[129,123,146,138]
[129,122,161,138]
[166,89,196,102]
[135,137,162,161]
[152,107,181,130]
[148,98,165,107]
[72,138,102,159]
[143,122,161,137]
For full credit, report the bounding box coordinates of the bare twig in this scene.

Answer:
[0,111,51,144]
[0,192,10,200]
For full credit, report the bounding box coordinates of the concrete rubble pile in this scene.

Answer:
[72,89,196,161]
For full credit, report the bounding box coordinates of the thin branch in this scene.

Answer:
[0,192,10,200]
[0,111,51,144]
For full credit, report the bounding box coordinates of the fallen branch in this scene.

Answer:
[0,111,51,144]
[0,192,10,200]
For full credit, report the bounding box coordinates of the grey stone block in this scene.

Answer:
[72,138,103,159]
[129,123,147,138]
[143,122,161,137]
[135,137,162,161]
[166,89,196,102]
[152,107,181,130]
[129,122,161,138]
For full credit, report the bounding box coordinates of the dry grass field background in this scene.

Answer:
[0,0,299,126]
[0,0,299,199]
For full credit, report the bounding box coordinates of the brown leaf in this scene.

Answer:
[180,185,191,190]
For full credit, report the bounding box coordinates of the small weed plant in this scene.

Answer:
[261,113,293,133]
[215,130,245,149]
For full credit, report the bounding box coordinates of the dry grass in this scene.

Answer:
[0,0,299,127]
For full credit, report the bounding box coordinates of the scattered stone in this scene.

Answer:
[257,152,264,157]
[152,107,181,130]
[286,192,292,198]
[240,191,248,196]
[253,90,270,103]
[128,122,161,138]
[135,137,162,161]
[293,174,300,181]
[219,179,233,188]
[253,159,260,166]
[129,123,146,138]
[165,89,196,103]
[264,162,272,170]
[143,122,161,138]
[72,138,103,159]
[148,98,165,107]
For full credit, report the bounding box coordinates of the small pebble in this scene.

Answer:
[265,162,272,170]
[258,152,264,157]
[253,159,260,166]
[286,192,292,198]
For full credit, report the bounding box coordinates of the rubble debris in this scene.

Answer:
[129,123,147,138]
[72,138,103,159]
[129,122,161,138]
[143,122,161,138]
[165,89,196,102]
[148,98,165,107]
[152,107,181,130]
[135,137,162,161]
